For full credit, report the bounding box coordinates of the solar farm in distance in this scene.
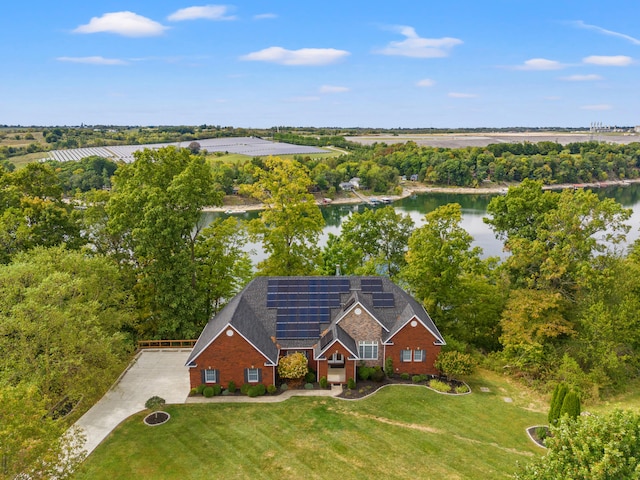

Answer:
[46,137,326,162]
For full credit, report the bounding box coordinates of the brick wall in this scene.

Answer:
[316,342,357,384]
[338,306,383,367]
[189,326,275,389]
[385,318,442,376]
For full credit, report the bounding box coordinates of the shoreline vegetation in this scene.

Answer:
[205,178,640,213]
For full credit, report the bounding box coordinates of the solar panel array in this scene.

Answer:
[47,137,326,164]
[268,278,350,340]
[372,292,395,308]
[361,278,383,292]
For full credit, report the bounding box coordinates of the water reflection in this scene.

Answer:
[206,183,640,266]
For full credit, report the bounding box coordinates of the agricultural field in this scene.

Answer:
[347,132,640,149]
[75,370,548,480]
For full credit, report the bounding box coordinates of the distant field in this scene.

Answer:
[7,152,50,169]
[347,132,640,149]
[75,370,547,480]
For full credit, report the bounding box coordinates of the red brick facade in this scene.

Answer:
[188,326,275,389]
[315,342,357,384]
[385,317,442,376]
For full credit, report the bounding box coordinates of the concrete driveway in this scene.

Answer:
[74,349,192,456]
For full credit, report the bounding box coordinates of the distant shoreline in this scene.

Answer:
[204,179,640,213]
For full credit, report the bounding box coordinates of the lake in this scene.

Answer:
[204,183,640,264]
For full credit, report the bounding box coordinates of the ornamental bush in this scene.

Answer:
[305,370,316,383]
[227,380,236,393]
[202,387,214,398]
[196,384,206,395]
[267,384,277,394]
[304,383,314,390]
[434,351,475,381]
[247,384,266,397]
[400,373,410,380]
[429,379,451,393]
[371,366,386,382]
[559,391,581,420]
[347,377,356,390]
[212,385,222,396]
[385,357,394,377]
[240,383,251,395]
[455,384,470,394]
[278,352,309,381]
[358,366,373,381]
[548,383,569,425]
[145,396,166,410]
[319,376,328,389]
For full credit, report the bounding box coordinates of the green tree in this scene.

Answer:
[0,247,134,412]
[515,410,640,480]
[277,352,309,382]
[195,217,253,318]
[336,206,414,278]
[559,390,581,421]
[548,383,569,425]
[0,384,86,479]
[241,156,324,275]
[107,147,222,338]
[403,203,501,348]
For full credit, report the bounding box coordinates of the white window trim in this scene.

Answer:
[204,369,217,383]
[247,368,260,383]
[401,349,412,362]
[358,341,378,360]
[414,349,425,362]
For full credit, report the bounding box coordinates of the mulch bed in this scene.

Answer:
[144,411,170,426]
[337,377,466,400]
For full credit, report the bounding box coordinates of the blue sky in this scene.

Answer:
[1,1,638,128]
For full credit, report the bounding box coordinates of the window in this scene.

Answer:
[358,341,378,360]
[203,369,218,383]
[414,349,425,362]
[246,368,260,383]
[328,352,344,364]
[401,349,412,362]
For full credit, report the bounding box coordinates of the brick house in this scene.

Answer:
[185,276,445,389]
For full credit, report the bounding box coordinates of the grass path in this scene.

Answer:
[75,370,547,479]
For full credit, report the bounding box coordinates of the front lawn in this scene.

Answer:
[74,370,546,479]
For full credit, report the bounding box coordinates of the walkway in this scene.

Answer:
[74,349,192,456]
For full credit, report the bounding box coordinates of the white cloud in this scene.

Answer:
[583,55,633,66]
[167,5,236,21]
[319,85,349,93]
[57,56,128,65]
[73,11,169,37]
[514,58,564,70]
[560,74,602,81]
[253,13,277,20]
[416,78,436,87]
[375,26,462,58]
[571,21,640,45]
[240,47,350,66]
[581,104,612,111]
[448,92,477,98]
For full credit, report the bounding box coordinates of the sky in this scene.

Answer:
[1,1,639,128]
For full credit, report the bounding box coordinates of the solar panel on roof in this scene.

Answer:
[361,278,383,292]
[372,292,395,308]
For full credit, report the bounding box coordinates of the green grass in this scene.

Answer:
[6,152,50,169]
[75,370,547,479]
[206,150,341,165]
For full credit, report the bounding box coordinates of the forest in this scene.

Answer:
[1,137,640,476]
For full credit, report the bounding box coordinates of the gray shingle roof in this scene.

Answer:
[185,276,444,367]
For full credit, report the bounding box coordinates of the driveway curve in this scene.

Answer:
[74,349,192,456]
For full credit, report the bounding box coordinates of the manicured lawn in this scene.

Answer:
[75,370,546,479]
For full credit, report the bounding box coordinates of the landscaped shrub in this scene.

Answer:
[400,373,410,381]
[429,379,452,393]
[304,383,314,390]
[145,396,166,410]
[196,384,206,395]
[549,383,569,425]
[347,378,356,389]
[278,352,309,383]
[212,384,222,396]
[305,370,316,383]
[247,384,266,397]
[319,376,328,389]
[434,351,475,381]
[202,386,215,398]
[240,383,251,395]
[267,384,277,394]
[189,388,197,396]
[227,380,236,393]
[535,426,549,442]
[455,384,470,394]
[385,357,394,377]
[358,366,374,381]
[371,366,385,382]
[222,390,231,396]
[559,391,581,420]
[280,383,289,392]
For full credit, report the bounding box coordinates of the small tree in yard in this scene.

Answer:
[187,141,201,154]
[548,383,569,425]
[278,352,308,387]
[434,351,475,381]
[559,390,581,421]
